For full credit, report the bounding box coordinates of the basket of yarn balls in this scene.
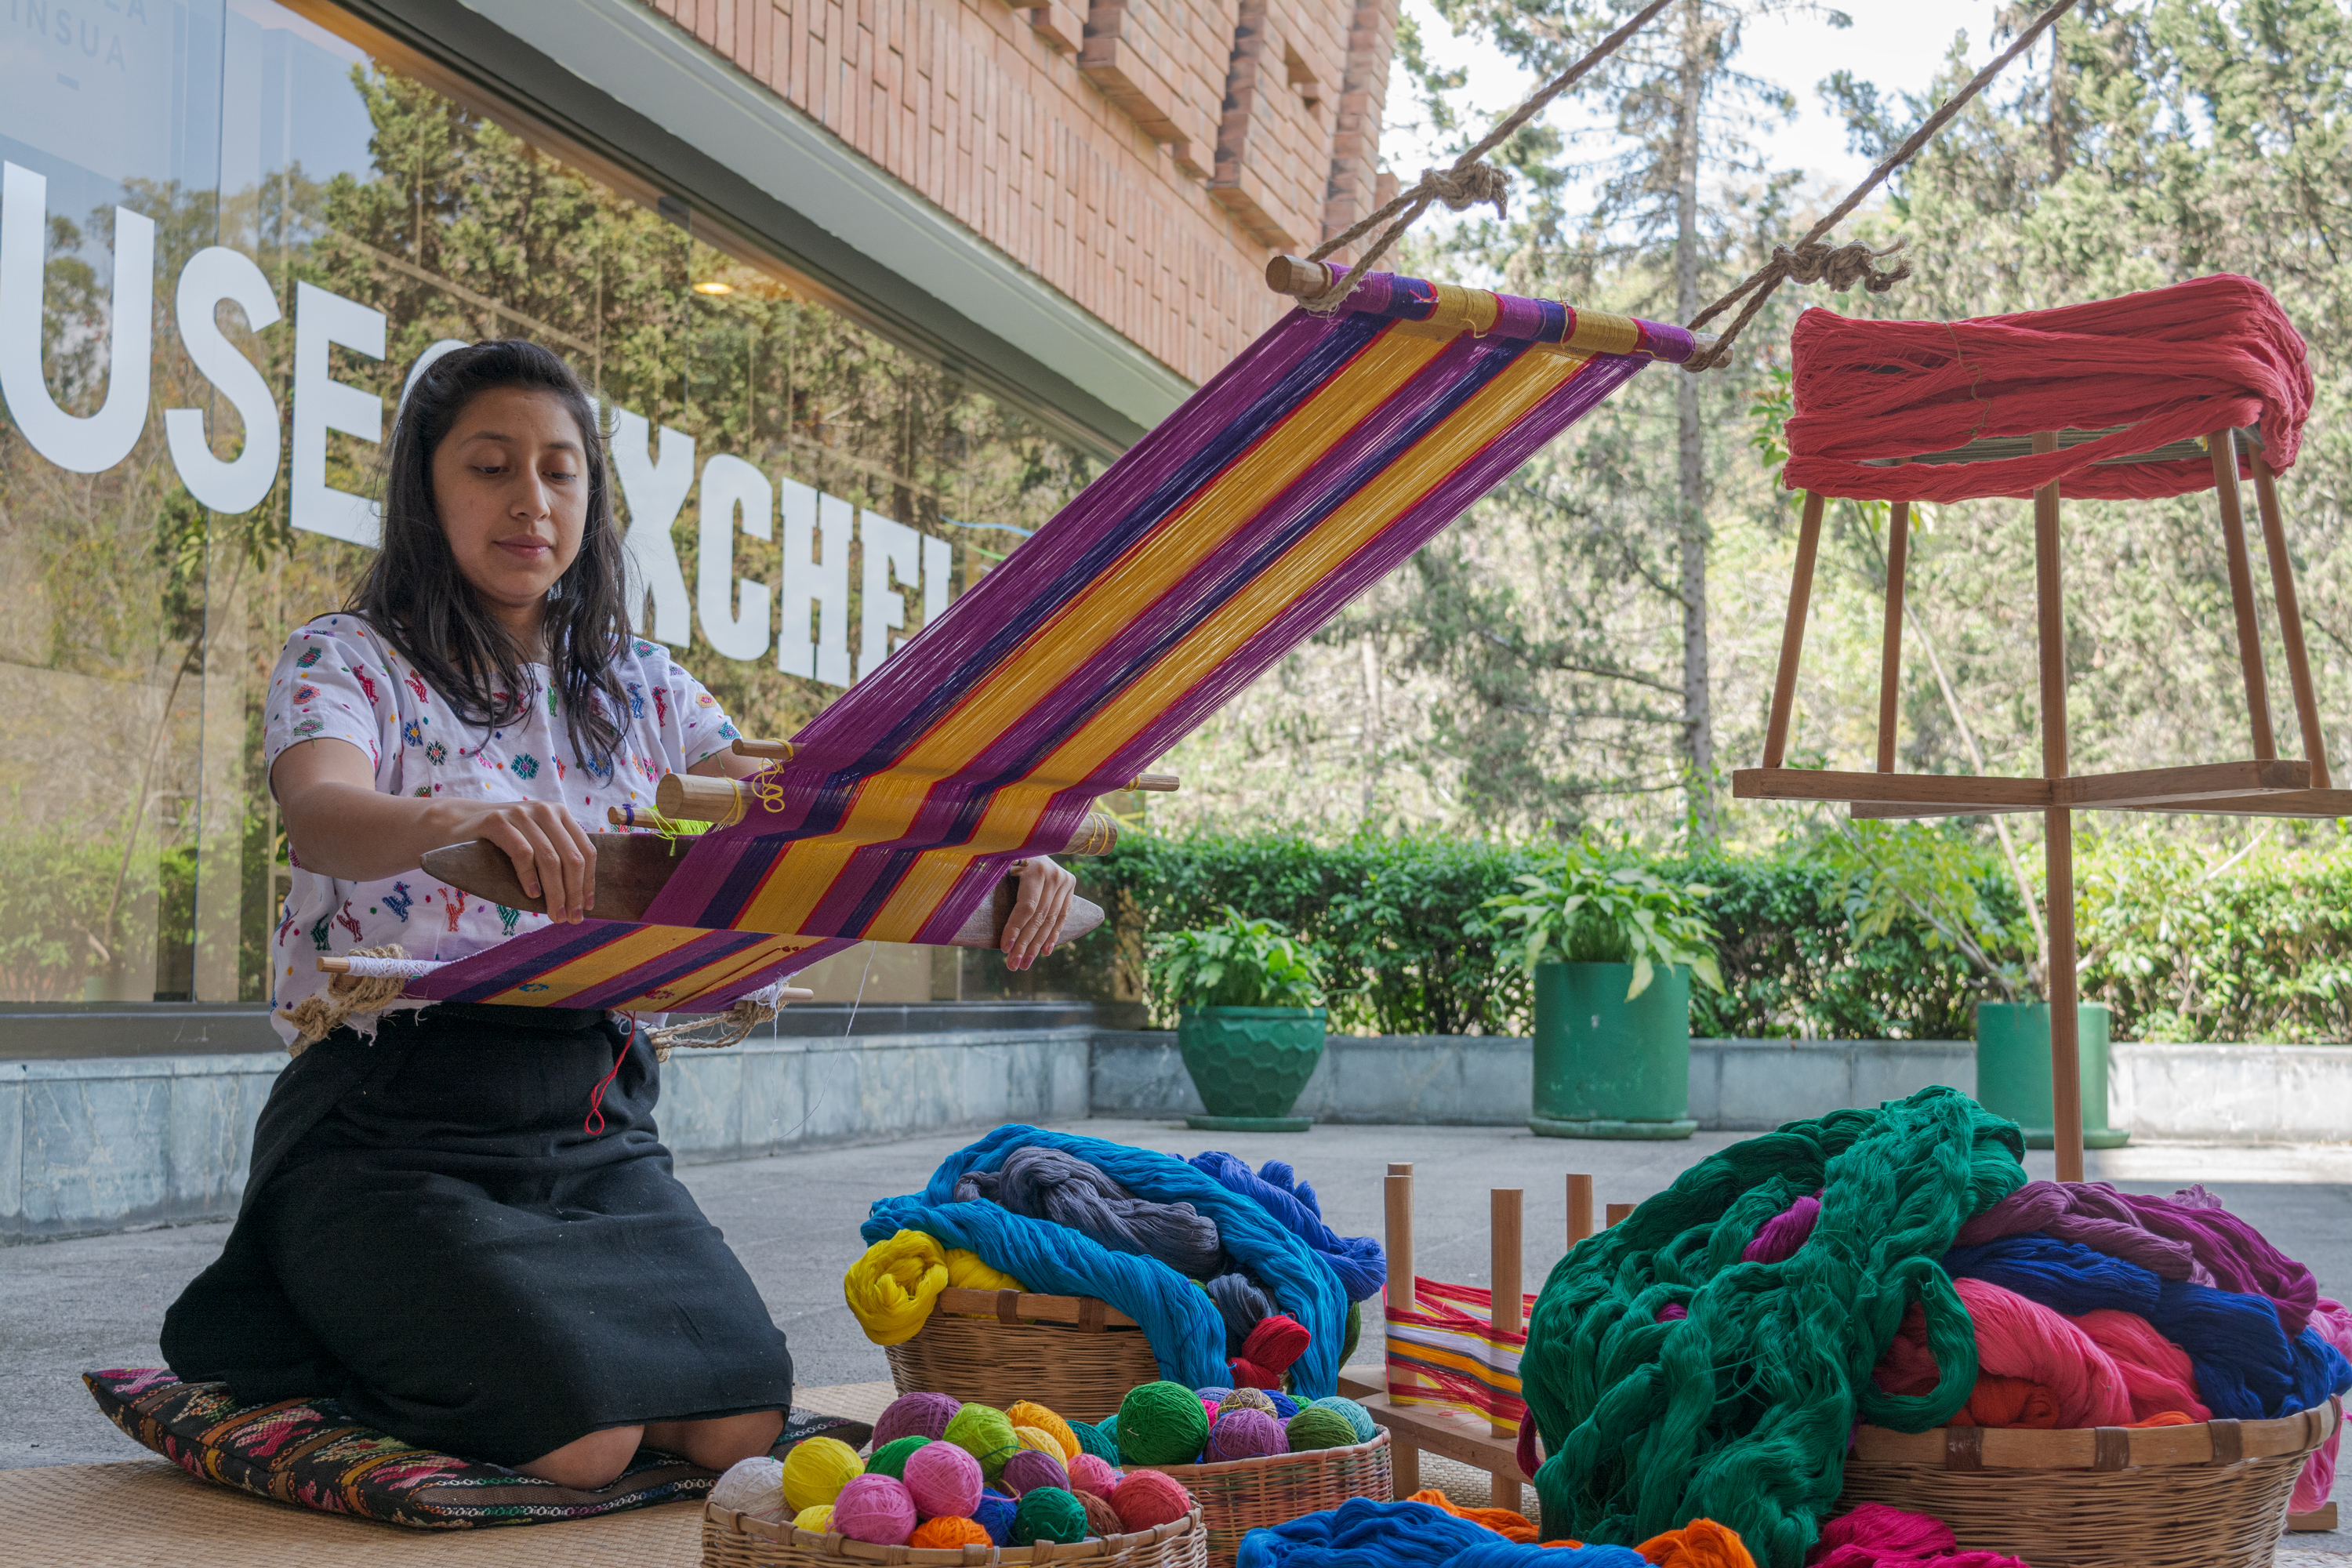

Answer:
[1106,1382,1390,1568]
[699,1389,1206,1568]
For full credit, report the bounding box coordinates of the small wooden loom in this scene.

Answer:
[1744,274,2324,1187]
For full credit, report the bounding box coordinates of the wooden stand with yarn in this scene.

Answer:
[1835,1396,2342,1568]
[882,1287,1160,1424]
[701,1500,1208,1567]
[1131,1432,1392,1568]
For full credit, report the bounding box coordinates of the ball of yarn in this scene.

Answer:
[1309,1396,1376,1444]
[1284,1406,1359,1451]
[943,1402,1022,1475]
[1012,1486,1090,1545]
[1068,1452,1123,1496]
[1013,1423,1065,1459]
[1216,1387,1276,1417]
[709,1455,785,1513]
[1116,1381,1210,1465]
[863,1435,928,1480]
[1068,1419,1121,1462]
[1207,1406,1288,1461]
[831,1473,917,1545]
[873,1390,961,1446]
[1000,1446,1073,1497]
[1110,1468,1194,1531]
[909,1515,993,1548]
[781,1436,864,1512]
[1196,1385,1233,1404]
[900,1439,983,1519]
[1096,1414,1120,1446]
[1265,1390,1300,1420]
[1004,1399,1081,1461]
[842,1229,950,1345]
[791,1504,836,1534]
[971,1488,1018,1546]
[1074,1488,1126,1537]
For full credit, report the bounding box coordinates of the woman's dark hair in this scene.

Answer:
[348,339,630,769]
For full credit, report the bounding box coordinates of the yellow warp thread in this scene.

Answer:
[844,1229,1032,1344]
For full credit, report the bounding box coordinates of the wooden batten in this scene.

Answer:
[1740,759,2309,814]
[1126,773,1181,793]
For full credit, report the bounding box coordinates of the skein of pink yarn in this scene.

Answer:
[2071,1308,2210,1423]
[1808,1503,2033,1567]
[1743,1193,1821,1264]
[2293,1296,2352,1513]
[1876,1279,2133,1428]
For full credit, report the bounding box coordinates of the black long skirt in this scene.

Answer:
[162,1004,794,1467]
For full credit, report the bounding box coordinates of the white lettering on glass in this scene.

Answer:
[695,453,772,662]
[164,246,281,513]
[0,161,154,474]
[396,337,468,415]
[858,510,920,682]
[777,479,851,688]
[922,533,951,627]
[608,407,694,645]
[290,280,386,546]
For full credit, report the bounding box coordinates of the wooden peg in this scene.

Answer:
[731,738,796,760]
[1266,254,1338,299]
[607,804,684,832]
[1385,1167,1415,1316]
[656,772,750,825]
[1566,1173,1594,1249]
[1605,1202,1635,1228]
[1125,774,1181,793]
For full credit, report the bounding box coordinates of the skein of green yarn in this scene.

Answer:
[1066,1419,1121,1462]
[1011,1486,1090,1545]
[943,1403,1022,1479]
[1115,1382,1210,1466]
[865,1436,929,1479]
[1341,1298,1362,1366]
[1283,1406,1358,1451]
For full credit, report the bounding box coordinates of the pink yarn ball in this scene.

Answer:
[831,1474,917,1545]
[900,1440,984,1520]
[1204,1407,1287,1462]
[1110,1468,1192,1532]
[873,1391,962,1446]
[1067,1454,1122,1497]
[1000,1447,1071,1497]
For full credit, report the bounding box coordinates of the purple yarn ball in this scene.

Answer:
[1000,1446,1073,1497]
[873,1391,962,1447]
[1204,1406,1287,1462]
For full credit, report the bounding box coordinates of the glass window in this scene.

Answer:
[0,0,1092,1005]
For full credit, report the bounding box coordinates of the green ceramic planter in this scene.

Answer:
[1528,961,1697,1140]
[1177,1005,1327,1132]
[1976,1000,2130,1149]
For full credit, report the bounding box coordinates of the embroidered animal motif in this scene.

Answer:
[275,909,299,946]
[652,686,669,727]
[442,887,468,932]
[383,881,414,923]
[404,670,427,703]
[349,666,380,707]
[334,901,364,943]
[625,682,646,719]
[497,904,523,936]
[308,914,332,952]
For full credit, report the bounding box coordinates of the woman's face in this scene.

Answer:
[430,386,591,637]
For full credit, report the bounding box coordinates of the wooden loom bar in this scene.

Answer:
[1490,1188,1524,1508]
[653,773,1123,855]
[1733,758,2306,811]
[2034,430,2086,1187]
[1566,1173,1594,1249]
[1763,492,1828,768]
[1878,496,1911,773]
[2212,430,2277,760]
[2252,456,2331,789]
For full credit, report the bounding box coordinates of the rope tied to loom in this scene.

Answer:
[278,944,412,1054]
[644,989,785,1061]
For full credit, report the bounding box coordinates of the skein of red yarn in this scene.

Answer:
[1875,1279,2133,1428]
[2072,1308,2211,1423]
[1227,1314,1312,1388]
[1808,1502,2033,1567]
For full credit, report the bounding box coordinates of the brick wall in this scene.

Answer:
[639,0,1399,390]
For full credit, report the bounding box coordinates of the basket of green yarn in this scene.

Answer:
[883,1285,1160,1424]
[1118,1385,1392,1568]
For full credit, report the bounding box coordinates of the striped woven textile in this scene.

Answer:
[1386,1276,1539,1425]
[405,274,1697,1012]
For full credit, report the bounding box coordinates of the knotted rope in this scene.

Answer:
[1519,1086,2027,1568]
[278,944,415,1053]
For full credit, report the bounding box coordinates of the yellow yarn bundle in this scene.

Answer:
[948,1249,1028,1293]
[1004,1402,1080,1462]
[793,1504,837,1534]
[781,1436,864,1513]
[843,1229,1030,1345]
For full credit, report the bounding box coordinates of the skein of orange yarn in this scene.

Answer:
[1402,1489,1538,1543]
[1949,1375,2061,1428]
[1633,1518,1758,1567]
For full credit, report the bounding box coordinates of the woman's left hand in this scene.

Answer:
[1002,856,1076,971]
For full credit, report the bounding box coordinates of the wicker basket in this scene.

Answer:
[1835,1397,2342,1568]
[884,1287,1160,1423]
[1134,1431,1392,1568]
[701,1503,1207,1567]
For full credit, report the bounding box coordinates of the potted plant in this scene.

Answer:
[1819,821,2127,1149]
[1485,849,1723,1139]
[1150,906,1328,1132]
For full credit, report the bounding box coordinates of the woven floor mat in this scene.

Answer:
[2,1382,902,1568]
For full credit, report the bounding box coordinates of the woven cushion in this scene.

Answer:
[85,1367,871,1529]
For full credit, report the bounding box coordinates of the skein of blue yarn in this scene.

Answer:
[1265,1390,1300,1419]
[1944,1235,2352,1418]
[1191,1152,1388,1303]
[1234,1498,1650,1567]
[866,1125,1351,1395]
[971,1489,1018,1546]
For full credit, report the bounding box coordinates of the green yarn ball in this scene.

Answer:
[1116,1381,1210,1467]
[1011,1485,1090,1545]
[1342,1299,1362,1366]
[1284,1406,1359,1451]
[1310,1396,1377,1445]
[944,1403,1022,1478]
[1067,1419,1121,1463]
[865,1436,929,1479]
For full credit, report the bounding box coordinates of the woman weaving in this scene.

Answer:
[161,340,1076,1488]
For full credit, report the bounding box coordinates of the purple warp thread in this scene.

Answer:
[1954,1181,2318,1334]
[1741,1194,1821,1264]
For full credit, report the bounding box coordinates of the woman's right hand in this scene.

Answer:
[455,797,599,923]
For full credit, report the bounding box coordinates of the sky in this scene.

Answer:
[1385,0,2018,199]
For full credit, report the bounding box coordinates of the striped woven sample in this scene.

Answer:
[1386,1276,1539,1425]
[408,275,1693,1012]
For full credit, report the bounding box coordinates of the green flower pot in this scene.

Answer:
[1528,961,1697,1140]
[1975,1001,2130,1149]
[1177,1005,1326,1132]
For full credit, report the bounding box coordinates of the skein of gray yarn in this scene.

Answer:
[954,1145,1225,1278]
[1201,1271,1274,1355]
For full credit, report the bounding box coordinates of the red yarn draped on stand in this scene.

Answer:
[1783,274,2312,503]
